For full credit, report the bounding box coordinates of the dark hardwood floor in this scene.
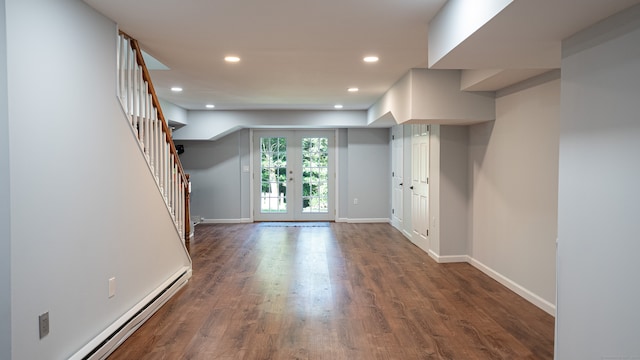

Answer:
[108,223,554,359]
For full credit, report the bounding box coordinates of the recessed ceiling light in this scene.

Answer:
[348,87,359,92]
[224,56,240,63]
[363,56,379,63]
[206,104,215,109]
[334,104,344,109]
[171,87,183,92]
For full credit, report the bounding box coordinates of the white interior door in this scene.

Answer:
[391,125,404,230]
[253,130,334,221]
[411,125,429,249]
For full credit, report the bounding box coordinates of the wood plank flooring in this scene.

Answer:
[108,223,554,359]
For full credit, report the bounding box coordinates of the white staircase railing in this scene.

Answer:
[116,31,190,242]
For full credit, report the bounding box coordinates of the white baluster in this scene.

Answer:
[149,106,158,175]
[117,33,187,239]
[127,44,134,124]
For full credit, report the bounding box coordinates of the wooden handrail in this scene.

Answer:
[119,30,188,188]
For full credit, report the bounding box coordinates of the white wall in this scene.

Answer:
[0,0,11,356]
[346,128,391,221]
[469,75,559,314]
[557,5,640,358]
[6,0,190,358]
[177,130,250,222]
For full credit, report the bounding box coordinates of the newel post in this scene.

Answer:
[185,174,191,244]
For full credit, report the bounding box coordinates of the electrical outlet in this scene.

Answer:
[39,312,49,339]
[108,277,116,298]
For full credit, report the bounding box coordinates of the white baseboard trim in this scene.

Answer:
[201,218,252,224]
[69,266,192,360]
[467,257,556,316]
[345,218,391,223]
[399,232,555,316]
[336,217,349,223]
[428,250,469,264]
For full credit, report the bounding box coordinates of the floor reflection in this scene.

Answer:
[253,224,339,318]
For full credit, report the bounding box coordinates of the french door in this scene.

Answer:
[253,130,335,221]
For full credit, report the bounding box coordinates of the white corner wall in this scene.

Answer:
[0,0,11,356]
[160,99,188,126]
[557,5,640,358]
[469,75,559,314]
[6,0,190,358]
[367,72,411,126]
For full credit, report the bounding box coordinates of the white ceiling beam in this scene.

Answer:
[428,0,513,68]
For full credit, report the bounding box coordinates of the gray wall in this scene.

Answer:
[469,74,560,312]
[439,125,469,256]
[180,127,391,222]
[6,0,190,357]
[178,130,250,221]
[0,0,11,356]
[346,128,391,220]
[557,5,640,358]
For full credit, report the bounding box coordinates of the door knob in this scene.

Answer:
[399,183,403,186]
[410,186,414,190]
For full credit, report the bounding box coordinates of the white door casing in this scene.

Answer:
[391,125,404,230]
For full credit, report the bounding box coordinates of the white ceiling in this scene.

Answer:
[84,0,639,111]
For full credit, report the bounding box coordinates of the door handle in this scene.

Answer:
[410,186,414,190]
[399,183,403,186]
[289,178,293,181]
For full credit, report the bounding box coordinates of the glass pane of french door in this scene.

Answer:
[259,137,287,213]
[301,137,329,213]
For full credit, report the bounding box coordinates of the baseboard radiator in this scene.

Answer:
[69,267,192,360]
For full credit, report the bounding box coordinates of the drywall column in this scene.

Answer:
[437,125,469,258]
[557,5,640,358]
[346,128,391,221]
[0,0,11,356]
